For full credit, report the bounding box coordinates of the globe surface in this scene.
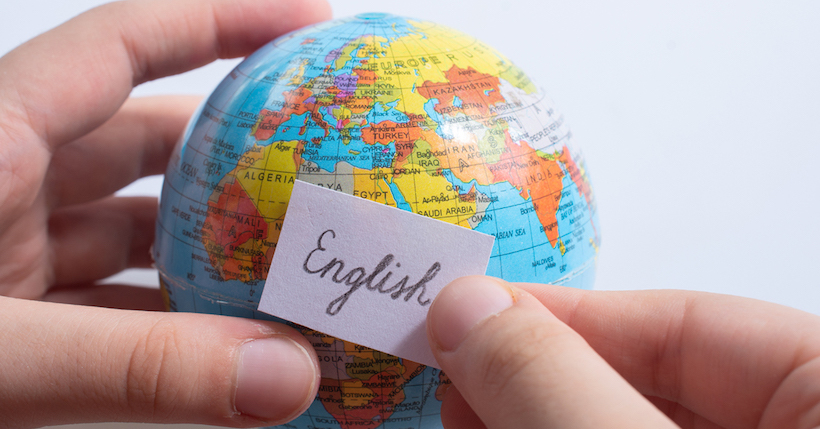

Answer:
[154,12,600,429]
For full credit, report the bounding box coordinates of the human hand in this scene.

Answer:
[0,0,331,427]
[427,276,820,428]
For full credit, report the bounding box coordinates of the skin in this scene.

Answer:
[0,1,331,427]
[2,1,818,428]
[427,276,820,429]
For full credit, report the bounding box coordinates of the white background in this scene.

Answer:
[2,0,818,428]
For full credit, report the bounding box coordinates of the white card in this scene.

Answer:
[258,180,495,368]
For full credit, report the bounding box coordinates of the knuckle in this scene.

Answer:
[125,315,191,418]
[475,316,577,400]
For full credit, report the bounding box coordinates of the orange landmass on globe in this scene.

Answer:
[353,67,377,86]
[417,65,506,117]
[252,87,332,141]
[201,179,269,281]
[558,149,593,207]
[339,95,373,114]
[317,359,424,429]
[435,372,452,401]
[361,120,422,164]
[490,133,566,246]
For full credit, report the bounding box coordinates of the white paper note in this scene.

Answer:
[258,180,495,368]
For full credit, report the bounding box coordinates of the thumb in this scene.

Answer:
[0,296,319,428]
[426,276,676,429]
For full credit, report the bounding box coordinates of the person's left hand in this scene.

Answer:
[0,1,332,427]
[0,0,330,304]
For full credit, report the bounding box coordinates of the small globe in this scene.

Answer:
[154,12,600,429]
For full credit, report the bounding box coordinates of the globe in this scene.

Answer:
[154,12,600,429]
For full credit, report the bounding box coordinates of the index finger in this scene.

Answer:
[0,0,332,148]
[524,285,820,428]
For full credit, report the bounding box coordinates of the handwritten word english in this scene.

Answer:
[302,229,441,316]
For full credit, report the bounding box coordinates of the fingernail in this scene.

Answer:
[429,276,515,352]
[235,336,318,422]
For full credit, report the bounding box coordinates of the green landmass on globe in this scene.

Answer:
[154,12,600,429]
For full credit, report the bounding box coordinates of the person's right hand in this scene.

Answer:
[427,276,820,428]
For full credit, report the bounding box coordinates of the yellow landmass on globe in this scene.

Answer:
[235,140,300,221]
[340,379,377,408]
[352,166,396,206]
[391,161,475,227]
